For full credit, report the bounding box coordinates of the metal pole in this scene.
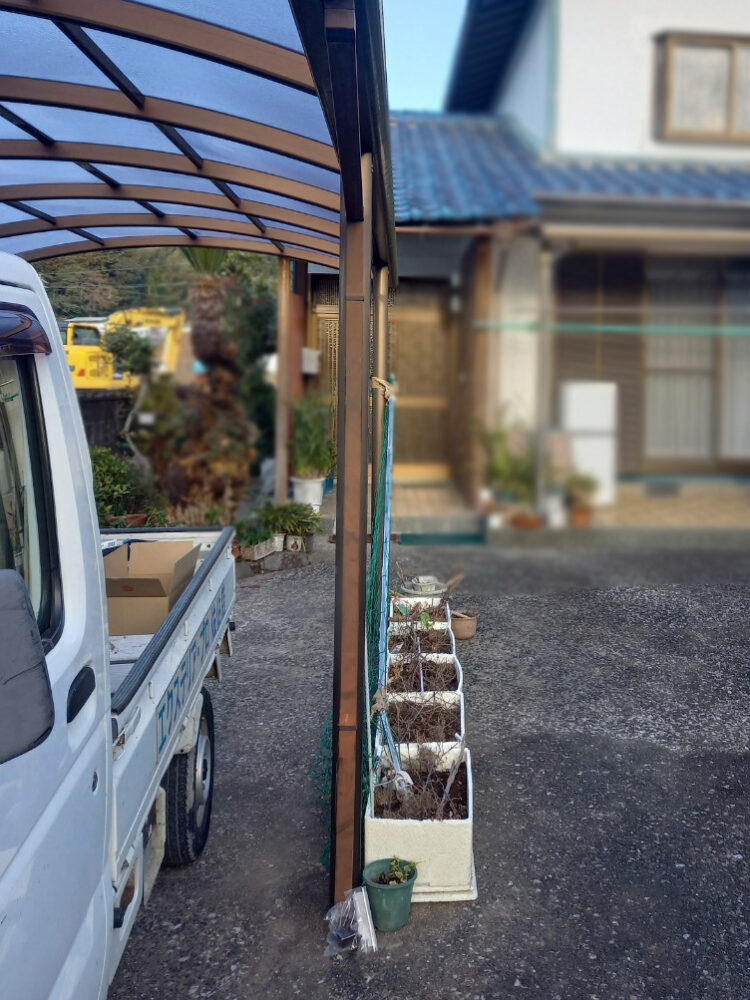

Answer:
[535,247,553,513]
[330,153,373,904]
[371,265,389,533]
[274,256,292,504]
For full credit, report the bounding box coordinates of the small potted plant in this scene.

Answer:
[564,472,598,528]
[362,856,418,932]
[233,521,274,561]
[274,501,321,552]
[290,392,334,512]
[484,426,541,528]
[259,501,287,552]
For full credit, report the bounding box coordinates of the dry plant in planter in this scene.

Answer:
[391,598,449,624]
[388,626,452,655]
[388,695,461,745]
[387,655,458,693]
[375,746,468,821]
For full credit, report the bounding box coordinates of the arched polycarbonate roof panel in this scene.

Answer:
[0,0,341,263]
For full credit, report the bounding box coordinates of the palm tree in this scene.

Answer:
[180,247,228,365]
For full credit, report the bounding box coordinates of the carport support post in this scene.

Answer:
[331,154,373,904]
[275,256,292,504]
[535,247,553,514]
[371,265,389,533]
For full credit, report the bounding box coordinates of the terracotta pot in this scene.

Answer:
[451,611,477,640]
[510,512,542,530]
[568,504,592,528]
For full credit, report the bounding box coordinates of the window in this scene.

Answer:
[661,34,750,141]
[0,356,59,636]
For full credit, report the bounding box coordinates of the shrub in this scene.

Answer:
[293,393,334,478]
[90,446,165,524]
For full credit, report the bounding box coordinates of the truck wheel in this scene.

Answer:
[163,687,215,866]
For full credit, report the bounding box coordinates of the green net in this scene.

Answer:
[311,393,393,871]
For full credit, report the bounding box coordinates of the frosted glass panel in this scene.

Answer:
[671,44,730,132]
[92,166,218,193]
[86,28,329,142]
[4,104,175,152]
[129,1,303,52]
[27,199,143,217]
[735,47,750,133]
[0,231,85,254]
[645,373,713,460]
[0,12,113,87]
[720,338,750,458]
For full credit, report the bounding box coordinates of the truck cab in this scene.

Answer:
[0,254,234,1000]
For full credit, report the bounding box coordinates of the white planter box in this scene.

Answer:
[241,537,275,561]
[365,746,476,903]
[389,596,451,630]
[387,652,463,693]
[272,533,285,553]
[375,691,465,759]
[387,624,455,657]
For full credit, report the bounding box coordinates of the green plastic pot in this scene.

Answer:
[363,859,418,932]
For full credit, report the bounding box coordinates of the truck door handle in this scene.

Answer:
[67,665,96,723]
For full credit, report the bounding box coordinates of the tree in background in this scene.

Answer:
[223,254,277,466]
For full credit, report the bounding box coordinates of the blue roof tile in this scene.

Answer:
[390,112,750,224]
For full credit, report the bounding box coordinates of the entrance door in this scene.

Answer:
[389,284,453,482]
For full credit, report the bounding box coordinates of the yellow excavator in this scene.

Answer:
[63,307,186,391]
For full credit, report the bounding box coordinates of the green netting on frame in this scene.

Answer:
[311,389,394,871]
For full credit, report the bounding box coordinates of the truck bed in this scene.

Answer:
[101,526,234,714]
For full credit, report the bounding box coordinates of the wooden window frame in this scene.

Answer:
[659,32,750,144]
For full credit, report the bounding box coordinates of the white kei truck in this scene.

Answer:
[0,252,236,999]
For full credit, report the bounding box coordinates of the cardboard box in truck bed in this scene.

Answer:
[105,540,199,635]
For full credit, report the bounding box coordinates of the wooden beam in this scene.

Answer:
[2,0,316,92]
[324,1,363,221]
[274,256,292,504]
[20,234,339,268]
[0,140,340,211]
[330,153,372,905]
[0,183,340,237]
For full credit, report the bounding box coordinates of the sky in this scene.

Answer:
[382,0,468,111]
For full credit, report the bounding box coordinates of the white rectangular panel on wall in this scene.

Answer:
[559,381,618,505]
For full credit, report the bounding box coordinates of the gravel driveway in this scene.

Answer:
[111,544,750,1000]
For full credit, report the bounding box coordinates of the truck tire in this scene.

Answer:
[163,687,215,866]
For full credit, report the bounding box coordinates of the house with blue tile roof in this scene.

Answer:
[310,0,750,521]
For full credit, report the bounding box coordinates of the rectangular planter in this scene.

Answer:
[365,745,476,903]
[375,691,465,758]
[389,596,451,630]
[387,652,463,693]
[241,537,275,561]
[387,624,456,657]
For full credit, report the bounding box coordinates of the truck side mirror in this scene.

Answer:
[0,569,54,765]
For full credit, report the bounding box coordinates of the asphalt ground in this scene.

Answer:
[111,543,750,1000]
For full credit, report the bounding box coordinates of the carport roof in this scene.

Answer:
[0,1,393,268]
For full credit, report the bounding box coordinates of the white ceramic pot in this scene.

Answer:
[290,476,325,512]
[365,745,476,902]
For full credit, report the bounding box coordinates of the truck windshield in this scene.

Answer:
[0,358,49,625]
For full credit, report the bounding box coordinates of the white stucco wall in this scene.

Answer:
[497,234,540,429]
[556,0,750,160]
[495,0,552,147]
